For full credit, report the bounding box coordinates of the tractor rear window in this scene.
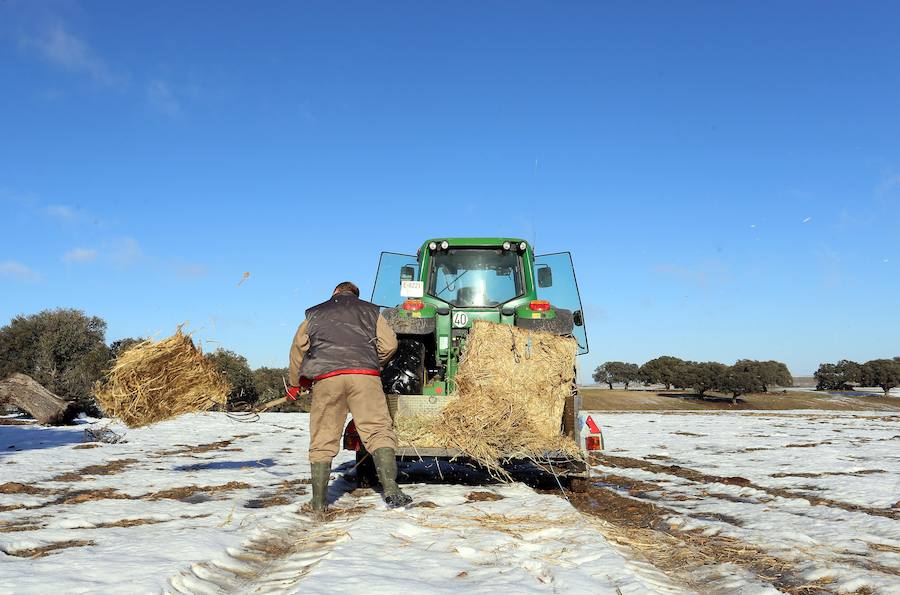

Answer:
[429,248,524,307]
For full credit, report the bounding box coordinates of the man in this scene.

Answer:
[288,281,413,515]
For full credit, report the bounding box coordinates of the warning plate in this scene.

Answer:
[400,280,424,298]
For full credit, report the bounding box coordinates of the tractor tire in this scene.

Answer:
[381,339,425,395]
[355,449,379,488]
[515,308,574,335]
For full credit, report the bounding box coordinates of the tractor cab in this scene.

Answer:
[372,238,588,397]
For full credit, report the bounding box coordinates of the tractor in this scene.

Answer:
[343,237,603,485]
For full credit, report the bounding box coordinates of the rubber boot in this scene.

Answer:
[310,462,331,520]
[372,447,412,508]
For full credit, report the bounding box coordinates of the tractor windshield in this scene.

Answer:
[429,248,523,307]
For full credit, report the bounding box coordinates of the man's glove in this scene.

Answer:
[286,378,313,400]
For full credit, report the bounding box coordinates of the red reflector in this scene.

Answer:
[585,436,602,451]
[345,435,362,451]
[529,300,551,312]
[435,386,443,394]
[585,415,601,434]
[402,299,425,311]
[343,420,362,451]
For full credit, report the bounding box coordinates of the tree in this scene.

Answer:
[109,337,146,360]
[639,356,686,390]
[682,361,727,397]
[719,363,765,404]
[734,360,793,392]
[835,360,862,385]
[814,360,860,390]
[0,308,110,415]
[814,363,839,390]
[206,349,258,406]
[594,362,641,390]
[593,363,613,389]
[860,359,900,397]
[252,367,289,402]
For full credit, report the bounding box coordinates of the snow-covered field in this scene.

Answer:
[593,411,900,593]
[0,413,675,594]
[1,411,898,593]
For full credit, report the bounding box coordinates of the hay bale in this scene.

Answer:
[94,330,229,428]
[395,320,581,478]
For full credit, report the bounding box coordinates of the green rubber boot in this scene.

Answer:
[372,447,412,508]
[310,462,331,519]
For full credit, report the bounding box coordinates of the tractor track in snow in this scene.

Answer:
[168,489,374,594]
[564,453,900,593]
[593,453,900,520]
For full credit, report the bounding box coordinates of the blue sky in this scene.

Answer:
[1,1,898,379]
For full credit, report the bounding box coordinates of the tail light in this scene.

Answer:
[585,436,602,451]
[343,420,362,451]
[529,300,551,312]
[402,299,425,311]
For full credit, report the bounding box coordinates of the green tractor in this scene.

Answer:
[344,237,603,483]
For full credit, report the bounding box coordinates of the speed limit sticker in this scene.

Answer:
[452,312,469,328]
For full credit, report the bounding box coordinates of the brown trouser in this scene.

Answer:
[308,374,397,464]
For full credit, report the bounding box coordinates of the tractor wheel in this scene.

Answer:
[381,339,425,395]
[355,449,379,488]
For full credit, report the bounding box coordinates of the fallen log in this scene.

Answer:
[0,373,75,425]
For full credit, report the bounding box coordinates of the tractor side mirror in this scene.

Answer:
[537,266,553,288]
[573,310,584,327]
[400,265,415,281]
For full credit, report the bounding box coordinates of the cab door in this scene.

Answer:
[534,252,589,355]
[372,252,419,308]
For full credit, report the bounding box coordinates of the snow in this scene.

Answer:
[2,410,898,593]
[0,413,676,594]
[591,410,900,592]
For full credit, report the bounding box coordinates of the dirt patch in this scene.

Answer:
[594,454,899,520]
[245,495,292,509]
[784,441,833,448]
[146,481,252,501]
[3,539,95,558]
[1,481,252,511]
[412,501,439,508]
[0,482,53,495]
[597,454,752,487]
[155,440,233,456]
[465,491,504,502]
[688,511,744,527]
[90,517,165,529]
[56,488,131,505]
[51,458,138,482]
[771,469,886,478]
[298,501,375,520]
[0,523,43,533]
[869,542,900,554]
[594,473,664,495]
[568,484,829,593]
[72,443,101,449]
[0,417,33,425]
